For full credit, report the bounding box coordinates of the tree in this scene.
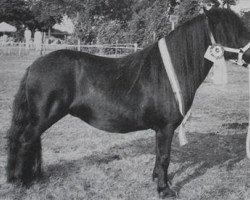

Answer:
[0,0,32,41]
[69,0,134,44]
[201,0,220,8]
[221,0,237,9]
[27,0,66,31]
[0,0,31,27]
[241,10,250,31]
[175,0,201,24]
[128,0,172,45]
[0,0,67,33]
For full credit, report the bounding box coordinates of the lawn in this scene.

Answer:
[0,55,249,200]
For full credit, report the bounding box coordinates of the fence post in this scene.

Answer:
[134,43,138,52]
[40,32,46,55]
[97,37,103,55]
[25,40,29,50]
[77,39,81,51]
[153,31,156,42]
[18,42,22,56]
[115,40,118,57]
[170,15,179,31]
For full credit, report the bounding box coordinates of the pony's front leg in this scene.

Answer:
[154,124,176,198]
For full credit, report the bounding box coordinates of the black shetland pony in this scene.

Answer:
[6,8,250,198]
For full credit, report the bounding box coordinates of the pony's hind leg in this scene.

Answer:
[7,66,71,185]
[15,108,67,185]
[13,95,69,185]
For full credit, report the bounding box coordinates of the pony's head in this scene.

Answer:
[205,8,250,64]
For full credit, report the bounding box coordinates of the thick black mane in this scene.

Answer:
[206,8,249,47]
[165,14,210,105]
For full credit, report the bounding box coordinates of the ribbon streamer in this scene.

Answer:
[158,38,188,146]
[213,56,228,85]
[204,45,228,85]
[178,109,191,146]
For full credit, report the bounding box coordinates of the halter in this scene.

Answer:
[206,17,250,67]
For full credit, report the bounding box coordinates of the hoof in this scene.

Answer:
[159,188,177,199]
[6,172,20,184]
[9,171,35,187]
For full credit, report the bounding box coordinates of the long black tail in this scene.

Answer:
[6,68,30,182]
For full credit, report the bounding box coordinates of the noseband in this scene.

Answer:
[206,17,250,67]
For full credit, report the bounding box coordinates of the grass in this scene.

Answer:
[0,55,249,200]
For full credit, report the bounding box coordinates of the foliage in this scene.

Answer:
[0,0,32,41]
[201,0,237,8]
[27,0,66,31]
[221,0,237,9]
[0,0,31,27]
[176,0,202,24]
[128,0,171,46]
[0,0,68,32]
[241,11,250,31]
[0,0,240,44]
[70,0,134,44]
[96,20,128,44]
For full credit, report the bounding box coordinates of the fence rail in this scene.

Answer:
[0,42,141,57]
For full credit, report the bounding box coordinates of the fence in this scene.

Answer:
[0,42,141,57]
[0,42,26,56]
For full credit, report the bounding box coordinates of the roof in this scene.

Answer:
[0,22,16,32]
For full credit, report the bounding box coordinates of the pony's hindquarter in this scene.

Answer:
[6,54,74,184]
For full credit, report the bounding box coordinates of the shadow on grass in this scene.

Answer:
[170,129,246,192]
[43,135,155,182]
[43,123,247,192]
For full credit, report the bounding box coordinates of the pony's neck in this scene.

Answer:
[165,16,213,112]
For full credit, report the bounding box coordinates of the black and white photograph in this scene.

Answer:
[0,0,250,199]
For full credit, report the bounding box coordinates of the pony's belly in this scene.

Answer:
[69,104,146,133]
[87,117,147,133]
